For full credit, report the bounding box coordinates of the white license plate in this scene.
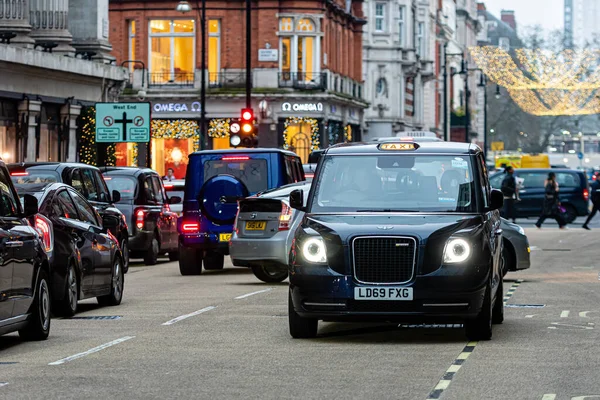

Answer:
[354,287,413,301]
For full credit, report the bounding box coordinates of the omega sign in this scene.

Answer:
[153,102,201,113]
[281,102,324,112]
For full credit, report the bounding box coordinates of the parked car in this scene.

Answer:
[0,159,52,340]
[178,149,305,275]
[102,167,180,265]
[8,163,130,272]
[230,182,310,283]
[163,179,185,217]
[489,168,589,223]
[500,219,531,276]
[14,183,124,316]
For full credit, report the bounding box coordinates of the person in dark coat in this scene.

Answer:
[535,172,567,229]
[583,173,600,230]
[500,166,519,223]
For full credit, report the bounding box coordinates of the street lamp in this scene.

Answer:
[495,85,501,100]
[443,45,464,142]
[478,73,488,159]
[176,1,192,13]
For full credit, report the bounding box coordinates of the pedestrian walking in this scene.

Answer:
[535,172,567,229]
[500,166,519,223]
[582,173,600,230]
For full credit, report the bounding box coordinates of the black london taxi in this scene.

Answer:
[287,140,505,340]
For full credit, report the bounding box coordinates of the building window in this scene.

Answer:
[279,17,319,84]
[398,6,406,45]
[376,78,387,98]
[208,20,221,85]
[375,3,386,32]
[417,22,425,57]
[128,20,136,73]
[149,20,195,85]
[498,37,510,51]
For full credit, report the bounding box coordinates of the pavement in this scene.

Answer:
[1,217,600,399]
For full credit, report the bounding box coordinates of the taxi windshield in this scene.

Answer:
[310,154,476,213]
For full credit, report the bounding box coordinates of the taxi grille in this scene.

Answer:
[352,237,416,284]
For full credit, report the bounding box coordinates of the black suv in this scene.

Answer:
[8,163,130,272]
[0,159,52,340]
[287,140,505,340]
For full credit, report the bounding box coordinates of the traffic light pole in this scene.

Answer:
[200,0,206,150]
[246,0,251,109]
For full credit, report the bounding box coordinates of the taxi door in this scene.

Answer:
[0,218,14,321]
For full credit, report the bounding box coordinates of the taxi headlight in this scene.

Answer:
[443,238,471,264]
[301,237,327,263]
[516,225,525,236]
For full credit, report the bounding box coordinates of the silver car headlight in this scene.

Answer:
[443,238,471,264]
[301,237,327,263]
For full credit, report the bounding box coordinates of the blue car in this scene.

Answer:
[489,168,589,223]
[177,148,305,275]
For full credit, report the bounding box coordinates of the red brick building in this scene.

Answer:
[109,0,367,174]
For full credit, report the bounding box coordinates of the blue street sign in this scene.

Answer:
[577,151,584,160]
[95,102,151,143]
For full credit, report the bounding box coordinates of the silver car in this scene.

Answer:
[230,182,310,283]
[501,218,531,276]
[164,179,185,216]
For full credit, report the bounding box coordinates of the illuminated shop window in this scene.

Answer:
[149,20,195,85]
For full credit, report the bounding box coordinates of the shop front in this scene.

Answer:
[0,99,19,163]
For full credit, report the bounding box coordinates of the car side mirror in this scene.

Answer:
[289,189,305,211]
[490,189,504,211]
[23,194,38,217]
[169,196,182,204]
[112,190,121,203]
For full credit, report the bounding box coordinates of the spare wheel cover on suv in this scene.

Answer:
[200,174,249,225]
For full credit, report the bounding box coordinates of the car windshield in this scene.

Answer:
[310,155,477,213]
[104,176,137,201]
[204,158,268,193]
[10,170,60,186]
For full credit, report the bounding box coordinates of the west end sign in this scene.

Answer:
[281,102,324,112]
[152,101,202,114]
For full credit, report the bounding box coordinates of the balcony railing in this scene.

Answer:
[278,72,327,91]
[209,72,249,88]
[148,72,194,88]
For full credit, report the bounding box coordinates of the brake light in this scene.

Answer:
[222,156,249,161]
[305,173,314,179]
[34,215,53,253]
[164,183,174,189]
[182,222,200,233]
[584,188,589,201]
[135,209,145,230]
[103,177,112,181]
[279,202,293,231]
[11,172,28,176]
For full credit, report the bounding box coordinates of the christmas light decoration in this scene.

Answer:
[208,119,231,138]
[283,117,320,151]
[79,106,97,165]
[344,125,352,142]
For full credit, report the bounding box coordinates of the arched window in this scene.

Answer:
[296,18,316,32]
[279,17,320,86]
[376,78,387,97]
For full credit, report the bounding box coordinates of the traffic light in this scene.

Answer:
[229,108,257,148]
[229,118,242,147]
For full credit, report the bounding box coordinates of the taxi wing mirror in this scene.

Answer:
[490,189,504,211]
[23,194,39,217]
[289,189,305,211]
[112,190,121,203]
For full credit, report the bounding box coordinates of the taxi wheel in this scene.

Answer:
[464,281,493,341]
[492,277,504,325]
[55,263,78,317]
[251,265,288,283]
[144,236,160,266]
[19,269,51,341]
[121,239,129,274]
[288,290,318,339]
[97,256,124,307]
[203,251,224,270]
[179,245,203,275]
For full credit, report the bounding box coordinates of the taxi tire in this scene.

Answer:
[203,251,224,270]
[121,239,129,274]
[251,265,288,283]
[55,263,78,317]
[144,236,160,266]
[288,290,318,339]
[492,278,504,325]
[97,256,124,307]
[464,281,493,341]
[19,269,51,341]
[179,246,203,275]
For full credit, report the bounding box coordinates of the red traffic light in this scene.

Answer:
[241,108,253,122]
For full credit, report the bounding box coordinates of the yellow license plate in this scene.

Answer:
[245,221,266,230]
[219,233,232,242]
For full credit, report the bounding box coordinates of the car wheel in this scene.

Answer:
[563,204,577,224]
[19,269,51,341]
[492,277,504,325]
[501,241,514,277]
[252,265,288,283]
[168,251,179,262]
[179,244,203,275]
[121,239,129,274]
[203,251,224,270]
[97,256,124,307]
[288,290,318,339]
[464,280,493,341]
[56,263,78,317]
[143,236,159,266]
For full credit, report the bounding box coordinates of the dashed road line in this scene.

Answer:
[49,336,135,366]
[503,279,523,305]
[162,306,216,326]
[0,382,7,388]
[561,310,570,318]
[234,288,273,300]
[541,395,556,400]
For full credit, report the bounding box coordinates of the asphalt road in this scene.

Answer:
[1,218,600,400]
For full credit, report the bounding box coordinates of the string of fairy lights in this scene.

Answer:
[469,46,600,116]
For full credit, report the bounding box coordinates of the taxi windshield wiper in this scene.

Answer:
[356,209,416,212]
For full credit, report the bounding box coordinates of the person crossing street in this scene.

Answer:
[501,166,519,223]
[583,173,600,230]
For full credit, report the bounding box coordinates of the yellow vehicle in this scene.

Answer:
[495,154,550,169]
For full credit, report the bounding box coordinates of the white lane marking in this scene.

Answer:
[434,380,451,390]
[234,288,273,300]
[525,315,537,318]
[561,310,570,318]
[579,311,596,318]
[162,306,216,326]
[0,382,8,388]
[542,395,556,400]
[573,266,593,269]
[548,322,594,330]
[49,336,135,365]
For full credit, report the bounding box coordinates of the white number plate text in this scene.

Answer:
[354,287,413,301]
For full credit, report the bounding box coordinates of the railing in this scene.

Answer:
[278,72,327,91]
[208,72,248,88]
[148,72,194,87]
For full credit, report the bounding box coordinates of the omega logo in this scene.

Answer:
[153,102,202,113]
[282,102,324,112]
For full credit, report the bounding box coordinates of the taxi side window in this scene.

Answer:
[144,177,157,204]
[0,169,18,218]
[294,158,305,181]
[478,155,490,208]
[93,170,111,202]
[81,169,99,202]
[57,190,79,219]
[284,158,295,184]
[70,169,85,195]
[151,176,165,205]
[70,190,100,226]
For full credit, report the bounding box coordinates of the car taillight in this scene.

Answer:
[181,222,200,233]
[35,215,53,253]
[135,208,145,229]
[279,202,293,231]
[584,188,589,201]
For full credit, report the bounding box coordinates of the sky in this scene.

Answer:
[483,0,564,34]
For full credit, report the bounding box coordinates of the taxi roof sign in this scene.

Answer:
[378,142,419,151]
